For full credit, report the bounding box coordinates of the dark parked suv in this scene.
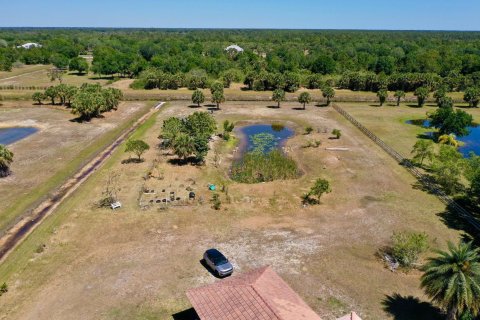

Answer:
[203,249,234,277]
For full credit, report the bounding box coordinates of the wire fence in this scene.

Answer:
[332,104,480,231]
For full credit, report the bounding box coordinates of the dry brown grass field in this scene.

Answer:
[0,101,462,320]
[0,101,152,235]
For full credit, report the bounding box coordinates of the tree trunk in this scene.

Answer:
[446,306,457,320]
[327,98,330,105]
[277,101,280,108]
[303,103,306,110]
[397,98,400,106]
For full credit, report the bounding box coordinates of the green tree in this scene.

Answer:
[69,57,89,74]
[32,92,45,104]
[431,145,465,195]
[303,178,331,204]
[211,90,225,109]
[172,132,196,161]
[44,86,58,105]
[464,87,480,108]
[429,107,474,137]
[298,92,311,110]
[125,139,150,161]
[465,154,480,198]
[272,89,285,108]
[185,111,217,141]
[223,120,235,140]
[377,89,388,106]
[411,139,435,166]
[0,145,14,177]
[438,96,454,109]
[322,86,335,106]
[191,89,205,107]
[414,87,430,107]
[434,86,448,105]
[71,89,104,120]
[394,90,405,106]
[421,242,480,320]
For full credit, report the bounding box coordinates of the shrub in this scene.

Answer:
[302,178,331,204]
[211,193,221,210]
[391,231,429,268]
[0,282,8,296]
[305,126,313,135]
[332,129,342,139]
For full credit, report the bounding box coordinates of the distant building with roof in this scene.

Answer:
[16,42,42,49]
[225,44,244,53]
[186,266,362,320]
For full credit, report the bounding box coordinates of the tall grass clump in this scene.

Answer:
[231,149,298,183]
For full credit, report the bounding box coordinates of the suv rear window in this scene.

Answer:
[208,250,228,265]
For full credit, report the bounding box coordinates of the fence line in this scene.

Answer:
[332,104,480,231]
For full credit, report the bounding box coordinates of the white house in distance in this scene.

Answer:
[225,44,244,53]
[16,42,42,49]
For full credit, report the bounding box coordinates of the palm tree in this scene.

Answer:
[0,145,14,177]
[298,92,311,110]
[421,241,480,320]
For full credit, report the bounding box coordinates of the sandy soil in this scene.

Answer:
[0,101,460,320]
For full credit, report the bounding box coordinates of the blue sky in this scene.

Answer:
[1,0,479,30]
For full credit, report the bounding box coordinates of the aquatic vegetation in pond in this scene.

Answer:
[231,149,299,183]
[238,124,294,156]
[233,123,297,183]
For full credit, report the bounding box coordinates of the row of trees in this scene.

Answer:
[32,84,123,120]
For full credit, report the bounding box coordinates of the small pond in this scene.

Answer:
[406,119,480,157]
[0,127,38,145]
[236,123,294,156]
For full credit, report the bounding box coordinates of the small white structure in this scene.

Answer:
[225,44,244,53]
[110,201,122,210]
[16,42,42,49]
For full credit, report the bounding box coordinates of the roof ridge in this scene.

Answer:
[251,283,282,320]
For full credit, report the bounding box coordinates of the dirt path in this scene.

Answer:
[0,102,165,263]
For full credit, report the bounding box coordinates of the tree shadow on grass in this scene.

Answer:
[172,308,200,320]
[438,199,480,246]
[121,158,144,164]
[406,104,423,108]
[315,103,329,107]
[382,294,444,320]
[188,104,202,108]
[167,157,200,166]
[292,107,306,110]
[266,105,280,109]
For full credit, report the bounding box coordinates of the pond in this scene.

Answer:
[236,123,294,156]
[406,119,480,157]
[0,127,38,145]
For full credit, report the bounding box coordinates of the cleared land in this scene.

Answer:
[0,101,461,320]
[0,101,152,235]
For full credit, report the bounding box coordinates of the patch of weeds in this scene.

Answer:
[327,296,348,313]
[211,193,221,210]
[0,282,8,297]
[35,243,46,254]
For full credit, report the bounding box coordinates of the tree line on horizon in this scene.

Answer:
[1,29,480,93]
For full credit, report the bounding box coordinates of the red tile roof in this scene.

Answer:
[186,266,323,320]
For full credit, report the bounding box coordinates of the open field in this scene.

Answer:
[0,68,109,88]
[0,65,51,80]
[338,102,480,156]
[0,101,153,235]
[0,101,461,320]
